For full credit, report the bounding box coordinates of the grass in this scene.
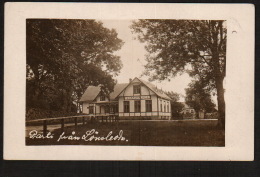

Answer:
[26,120,225,146]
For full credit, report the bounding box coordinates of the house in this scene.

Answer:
[179,102,196,119]
[79,77,172,120]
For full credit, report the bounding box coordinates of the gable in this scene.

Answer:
[118,79,154,97]
[117,77,171,100]
[94,93,110,102]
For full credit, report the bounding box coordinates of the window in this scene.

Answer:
[133,85,141,94]
[89,106,94,114]
[124,101,130,113]
[164,104,166,112]
[146,100,152,112]
[167,104,169,112]
[100,94,105,101]
[110,106,114,113]
[160,101,162,112]
[135,100,141,112]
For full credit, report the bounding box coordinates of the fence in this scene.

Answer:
[26,115,119,136]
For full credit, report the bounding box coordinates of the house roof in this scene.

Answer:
[79,77,171,102]
[79,83,128,102]
[138,78,171,100]
[79,86,100,102]
[110,83,129,100]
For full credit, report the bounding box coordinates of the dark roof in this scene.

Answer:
[110,83,129,100]
[138,78,171,100]
[79,83,128,102]
[79,86,100,102]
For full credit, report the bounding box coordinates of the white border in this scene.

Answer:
[4,3,254,160]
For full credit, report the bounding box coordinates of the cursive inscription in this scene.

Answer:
[29,130,54,139]
[28,129,128,142]
[81,129,127,142]
[57,131,81,142]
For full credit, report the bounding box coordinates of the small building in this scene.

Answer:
[79,77,172,120]
[180,102,196,119]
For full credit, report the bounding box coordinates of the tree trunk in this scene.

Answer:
[210,21,226,129]
[62,88,73,113]
[216,76,225,129]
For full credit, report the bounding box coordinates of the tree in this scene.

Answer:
[27,19,124,112]
[165,91,180,102]
[171,102,185,119]
[185,80,216,116]
[131,20,226,128]
[165,91,184,119]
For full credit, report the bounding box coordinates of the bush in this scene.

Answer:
[183,112,196,119]
[205,112,219,119]
[26,108,79,121]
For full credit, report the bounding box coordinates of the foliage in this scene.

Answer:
[26,108,79,121]
[165,91,180,102]
[131,20,226,127]
[205,112,219,119]
[131,20,226,82]
[27,19,124,112]
[182,111,195,119]
[171,101,185,119]
[164,91,184,118]
[185,80,217,114]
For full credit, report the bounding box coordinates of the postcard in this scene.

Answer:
[4,3,254,160]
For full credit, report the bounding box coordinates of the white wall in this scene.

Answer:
[82,102,89,114]
[118,97,124,113]
[158,98,171,117]
[96,104,100,114]
[151,95,158,112]
[118,78,160,116]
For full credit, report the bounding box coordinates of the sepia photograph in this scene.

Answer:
[4,3,254,161]
[25,19,226,146]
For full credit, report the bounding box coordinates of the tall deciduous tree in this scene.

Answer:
[27,19,124,112]
[131,20,226,128]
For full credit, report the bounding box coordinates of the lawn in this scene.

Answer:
[26,120,225,146]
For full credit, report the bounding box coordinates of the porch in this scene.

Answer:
[93,101,119,116]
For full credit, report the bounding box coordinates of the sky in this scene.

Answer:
[101,20,193,102]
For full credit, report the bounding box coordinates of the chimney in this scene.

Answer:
[129,78,132,83]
